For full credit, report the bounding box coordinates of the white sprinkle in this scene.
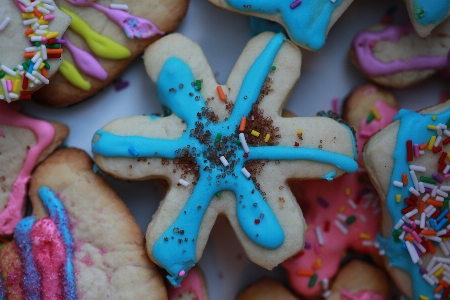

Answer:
[394,219,404,230]
[445,165,450,174]
[409,187,420,197]
[337,213,346,222]
[405,208,418,219]
[410,170,420,191]
[423,193,431,202]
[30,36,43,42]
[423,183,435,189]
[438,257,450,264]
[439,123,448,129]
[219,156,229,167]
[322,290,331,298]
[348,199,357,209]
[406,241,419,263]
[438,126,443,136]
[359,214,367,223]
[435,136,443,147]
[429,262,444,276]
[40,0,53,3]
[363,198,372,209]
[419,182,425,194]
[18,65,23,71]
[425,235,442,242]
[32,71,49,84]
[425,206,437,218]
[333,220,348,235]
[423,274,435,286]
[419,150,425,155]
[23,18,38,25]
[444,130,450,137]
[393,181,403,188]
[1,79,10,103]
[437,189,449,198]
[25,72,36,82]
[362,240,374,246]
[410,165,427,172]
[440,242,450,256]
[315,227,324,245]
[379,249,385,255]
[427,256,438,271]
[33,58,42,70]
[41,45,47,60]
[34,29,47,35]
[432,186,438,197]
[8,93,18,100]
[441,186,450,192]
[178,179,189,187]
[43,3,55,10]
[110,3,129,10]
[0,17,11,31]
[413,240,426,253]
[420,212,426,229]
[437,229,448,236]
[25,46,39,52]
[31,52,40,63]
[39,25,48,30]
[322,278,329,289]
[0,65,16,76]
[436,196,445,202]
[239,133,250,153]
[32,22,39,31]
[37,7,50,14]
[25,6,34,12]
[18,0,31,6]
[241,167,251,178]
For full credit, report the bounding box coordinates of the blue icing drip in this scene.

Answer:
[413,0,450,26]
[225,0,342,50]
[38,186,77,300]
[383,108,450,298]
[0,273,5,300]
[91,33,357,285]
[321,171,336,181]
[250,17,285,37]
[15,216,40,300]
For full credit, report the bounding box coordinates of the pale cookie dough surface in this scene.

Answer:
[28,148,167,300]
[236,278,298,300]
[364,100,450,298]
[208,0,354,51]
[33,0,189,107]
[404,0,450,38]
[351,19,450,88]
[92,31,358,286]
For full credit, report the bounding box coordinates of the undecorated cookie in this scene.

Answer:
[0,148,167,299]
[91,32,358,285]
[208,0,354,51]
[33,0,189,107]
[351,18,450,88]
[0,0,71,102]
[282,84,399,297]
[0,102,69,236]
[364,99,450,298]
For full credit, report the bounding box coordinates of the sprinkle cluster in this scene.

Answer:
[390,119,450,299]
[1,0,62,102]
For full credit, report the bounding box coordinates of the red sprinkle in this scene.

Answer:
[439,164,447,173]
[404,198,417,207]
[439,152,448,164]
[294,142,299,147]
[22,75,28,89]
[243,153,248,158]
[407,140,413,161]
[432,210,441,219]
[324,220,330,232]
[254,219,260,224]
[433,146,443,154]
[410,195,418,202]
[401,206,415,214]
[443,137,450,145]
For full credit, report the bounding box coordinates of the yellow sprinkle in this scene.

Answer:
[22,13,35,19]
[339,206,345,213]
[432,116,437,121]
[13,80,20,93]
[428,136,436,150]
[38,19,48,25]
[306,225,310,231]
[435,267,444,277]
[419,296,429,300]
[251,130,260,137]
[297,129,302,134]
[264,134,270,143]
[316,259,321,268]
[360,233,371,239]
[371,107,381,120]
[396,194,401,202]
[447,152,450,160]
[345,188,350,196]
[427,125,436,130]
[39,62,45,69]
[46,31,59,39]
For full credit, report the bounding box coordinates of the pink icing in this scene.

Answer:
[31,218,66,300]
[0,102,56,235]
[353,23,449,76]
[282,98,399,296]
[63,36,108,81]
[341,290,385,300]
[167,267,204,300]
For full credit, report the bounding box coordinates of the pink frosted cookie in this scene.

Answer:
[32,0,189,107]
[0,0,71,102]
[0,148,167,299]
[167,267,208,300]
[351,18,450,88]
[0,102,69,236]
[282,84,399,297]
[91,32,358,285]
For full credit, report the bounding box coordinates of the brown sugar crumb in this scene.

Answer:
[278,197,285,203]
[241,105,280,147]
[161,158,170,166]
[128,165,132,169]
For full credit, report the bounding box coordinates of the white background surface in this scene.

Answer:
[19,0,449,299]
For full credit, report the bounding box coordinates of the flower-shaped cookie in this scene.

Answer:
[33,0,189,107]
[364,100,450,298]
[209,0,354,51]
[92,32,358,285]
[0,148,167,299]
[0,0,71,102]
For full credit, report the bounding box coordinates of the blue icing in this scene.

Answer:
[15,216,40,300]
[250,17,285,36]
[321,171,336,181]
[92,33,358,285]
[38,186,76,300]
[413,0,450,26]
[225,0,343,50]
[382,108,450,298]
[0,276,4,300]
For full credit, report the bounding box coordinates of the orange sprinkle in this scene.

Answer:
[405,235,415,242]
[421,230,437,236]
[33,7,42,18]
[402,173,408,185]
[41,68,48,78]
[418,201,425,213]
[434,285,443,293]
[426,199,444,207]
[25,28,34,36]
[46,49,63,55]
[239,117,246,132]
[428,240,436,254]
[216,86,227,102]
[410,215,416,221]
[295,269,314,277]
[312,262,319,270]
[440,279,449,289]
[24,52,35,58]
[446,213,450,223]
[420,143,428,150]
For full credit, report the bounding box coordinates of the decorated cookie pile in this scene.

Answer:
[0,0,70,102]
